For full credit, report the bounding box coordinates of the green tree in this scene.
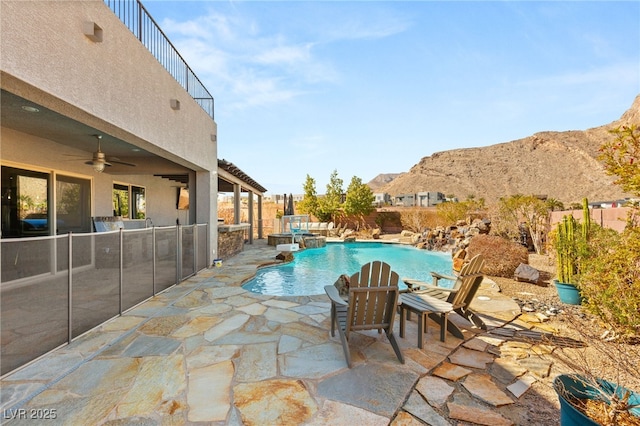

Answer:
[297,175,319,217]
[496,194,549,255]
[343,176,375,227]
[545,198,565,212]
[317,170,343,222]
[599,124,640,196]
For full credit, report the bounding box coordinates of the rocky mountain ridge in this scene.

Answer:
[372,95,640,204]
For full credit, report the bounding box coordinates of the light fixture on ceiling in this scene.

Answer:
[21,105,39,113]
[93,161,106,173]
[88,135,110,173]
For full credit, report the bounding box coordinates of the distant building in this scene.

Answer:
[416,192,446,207]
[373,192,392,206]
[394,192,445,207]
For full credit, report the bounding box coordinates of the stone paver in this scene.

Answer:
[432,361,473,381]
[416,375,455,407]
[448,393,514,426]
[449,346,496,369]
[462,373,514,406]
[403,391,450,426]
[507,373,537,398]
[1,239,563,424]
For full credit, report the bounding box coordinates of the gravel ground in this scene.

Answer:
[489,254,640,426]
[382,235,639,424]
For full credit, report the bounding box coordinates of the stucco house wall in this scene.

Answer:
[1,0,219,260]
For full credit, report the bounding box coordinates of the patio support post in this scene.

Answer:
[247,191,254,244]
[233,183,241,225]
[257,194,263,239]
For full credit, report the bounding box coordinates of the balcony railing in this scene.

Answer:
[0,224,208,376]
[105,0,215,119]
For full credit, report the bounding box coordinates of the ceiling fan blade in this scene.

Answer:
[85,160,112,167]
[107,158,137,167]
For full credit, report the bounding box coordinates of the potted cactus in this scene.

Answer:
[553,198,590,304]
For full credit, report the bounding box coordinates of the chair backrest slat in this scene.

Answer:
[448,255,485,308]
[347,262,399,333]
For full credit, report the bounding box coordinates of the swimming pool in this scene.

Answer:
[242,242,453,296]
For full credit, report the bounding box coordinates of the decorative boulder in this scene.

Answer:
[514,263,540,284]
[276,251,294,262]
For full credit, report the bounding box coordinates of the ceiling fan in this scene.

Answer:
[83,134,136,172]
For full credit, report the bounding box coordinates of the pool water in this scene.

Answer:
[242,242,453,296]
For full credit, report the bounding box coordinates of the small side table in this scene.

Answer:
[399,292,453,347]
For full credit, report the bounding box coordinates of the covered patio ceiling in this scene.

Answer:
[1,89,266,196]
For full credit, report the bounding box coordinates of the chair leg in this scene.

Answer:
[440,313,448,342]
[386,330,405,364]
[428,312,464,340]
[330,304,336,337]
[337,328,352,368]
[456,307,487,330]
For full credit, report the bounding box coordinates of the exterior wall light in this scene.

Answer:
[83,21,103,42]
[170,99,180,110]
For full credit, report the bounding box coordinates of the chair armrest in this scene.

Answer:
[430,271,456,282]
[324,285,348,306]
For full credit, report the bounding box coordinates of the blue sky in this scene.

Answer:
[142,1,640,196]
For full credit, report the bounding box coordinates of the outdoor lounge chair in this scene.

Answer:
[402,254,486,337]
[324,261,405,368]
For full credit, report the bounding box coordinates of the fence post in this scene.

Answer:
[119,228,124,315]
[191,225,196,273]
[152,226,156,295]
[68,233,73,343]
[176,225,182,284]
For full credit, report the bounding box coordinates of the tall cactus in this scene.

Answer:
[582,197,591,241]
[555,198,590,284]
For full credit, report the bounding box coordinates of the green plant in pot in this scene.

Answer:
[553,198,590,305]
[552,125,640,425]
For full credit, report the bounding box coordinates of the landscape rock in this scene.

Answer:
[275,252,294,262]
[514,263,540,284]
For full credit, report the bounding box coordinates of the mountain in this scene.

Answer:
[377,95,640,204]
[367,173,402,191]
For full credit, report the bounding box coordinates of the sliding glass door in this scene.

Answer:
[1,166,91,238]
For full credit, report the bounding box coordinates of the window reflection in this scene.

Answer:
[1,167,49,238]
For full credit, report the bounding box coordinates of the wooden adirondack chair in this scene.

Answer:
[403,254,486,337]
[324,261,404,368]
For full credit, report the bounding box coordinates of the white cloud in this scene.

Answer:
[521,62,639,87]
[152,4,408,110]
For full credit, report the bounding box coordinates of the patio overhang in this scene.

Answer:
[217,159,267,241]
[1,86,197,178]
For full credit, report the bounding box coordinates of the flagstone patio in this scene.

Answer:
[1,239,561,425]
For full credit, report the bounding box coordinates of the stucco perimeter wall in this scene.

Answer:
[550,207,632,233]
[0,0,216,171]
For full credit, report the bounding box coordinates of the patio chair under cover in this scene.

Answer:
[324,261,405,368]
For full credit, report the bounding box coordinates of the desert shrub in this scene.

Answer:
[579,223,640,338]
[399,207,445,233]
[436,198,486,224]
[467,234,528,278]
